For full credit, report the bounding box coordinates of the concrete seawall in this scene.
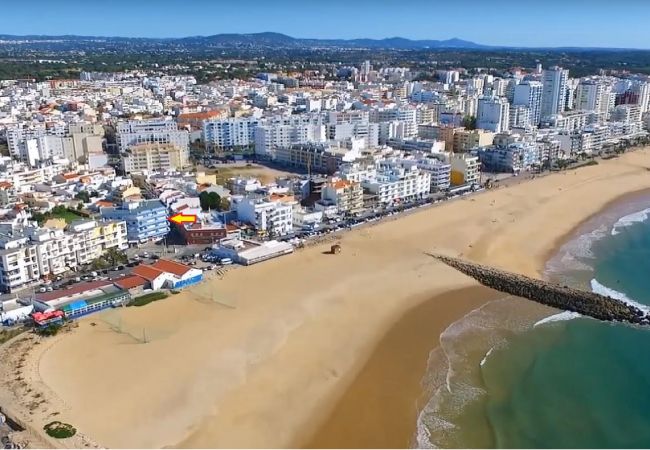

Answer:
[428,253,649,325]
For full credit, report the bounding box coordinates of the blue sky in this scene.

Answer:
[3,0,650,48]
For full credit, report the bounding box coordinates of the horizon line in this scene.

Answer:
[1,31,649,51]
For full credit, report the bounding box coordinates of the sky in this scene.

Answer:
[3,0,650,49]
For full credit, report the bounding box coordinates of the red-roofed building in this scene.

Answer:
[151,259,203,289]
[178,222,228,245]
[114,275,148,296]
[151,259,192,277]
[132,265,169,290]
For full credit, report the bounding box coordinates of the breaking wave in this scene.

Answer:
[590,278,650,314]
[611,207,650,236]
[534,311,582,327]
[414,296,549,448]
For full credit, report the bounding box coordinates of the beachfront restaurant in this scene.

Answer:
[33,280,131,319]
[59,289,130,318]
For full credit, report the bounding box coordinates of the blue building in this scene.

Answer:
[101,200,169,244]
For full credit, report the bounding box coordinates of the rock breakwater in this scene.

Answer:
[428,253,649,325]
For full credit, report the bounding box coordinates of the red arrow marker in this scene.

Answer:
[169,213,197,225]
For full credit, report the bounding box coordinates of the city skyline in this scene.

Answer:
[3,0,650,49]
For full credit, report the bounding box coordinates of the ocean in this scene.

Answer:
[417,190,650,448]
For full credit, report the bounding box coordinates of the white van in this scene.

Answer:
[220,258,233,265]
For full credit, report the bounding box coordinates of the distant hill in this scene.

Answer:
[0,32,488,50]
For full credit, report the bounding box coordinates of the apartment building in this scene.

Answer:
[117,119,189,165]
[450,153,481,186]
[235,196,296,236]
[477,96,510,133]
[254,119,326,157]
[453,129,495,152]
[321,179,364,215]
[121,142,186,174]
[274,143,360,175]
[101,199,169,244]
[361,164,431,204]
[202,117,259,151]
[477,142,541,173]
[410,158,451,191]
[0,220,127,293]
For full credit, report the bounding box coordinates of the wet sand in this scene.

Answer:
[302,285,505,449]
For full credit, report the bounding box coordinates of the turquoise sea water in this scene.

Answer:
[418,192,650,449]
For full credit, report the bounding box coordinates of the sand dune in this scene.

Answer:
[3,149,650,448]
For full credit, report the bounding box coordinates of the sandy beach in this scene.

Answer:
[2,148,650,449]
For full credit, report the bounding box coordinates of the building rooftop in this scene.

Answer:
[114,275,148,290]
[35,280,113,303]
[132,264,166,281]
[151,259,192,277]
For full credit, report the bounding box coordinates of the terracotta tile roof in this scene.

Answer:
[331,179,351,189]
[151,259,191,277]
[269,193,295,203]
[114,275,148,290]
[132,265,166,281]
[0,182,13,189]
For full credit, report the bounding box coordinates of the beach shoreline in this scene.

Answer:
[2,148,650,449]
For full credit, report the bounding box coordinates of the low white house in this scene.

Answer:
[212,238,293,265]
[293,207,323,231]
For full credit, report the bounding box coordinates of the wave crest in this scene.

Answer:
[534,311,582,327]
[611,207,650,236]
[415,296,549,448]
[590,278,649,314]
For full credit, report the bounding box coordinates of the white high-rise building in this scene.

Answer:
[575,80,613,117]
[509,105,532,129]
[202,117,259,151]
[117,119,189,165]
[513,81,543,125]
[477,97,510,133]
[541,66,569,118]
[632,82,650,113]
[254,118,326,158]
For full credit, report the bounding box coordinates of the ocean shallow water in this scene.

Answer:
[418,191,650,448]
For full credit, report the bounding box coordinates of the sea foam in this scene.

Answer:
[590,278,650,314]
[479,347,494,367]
[611,207,650,236]
[534,311,582,327]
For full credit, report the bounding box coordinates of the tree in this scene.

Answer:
[96,248,128,268]
[199,191,222,211]
[74,191,90,203]
[462,115,477,130]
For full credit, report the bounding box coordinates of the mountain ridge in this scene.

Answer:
[0,32,487,49]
